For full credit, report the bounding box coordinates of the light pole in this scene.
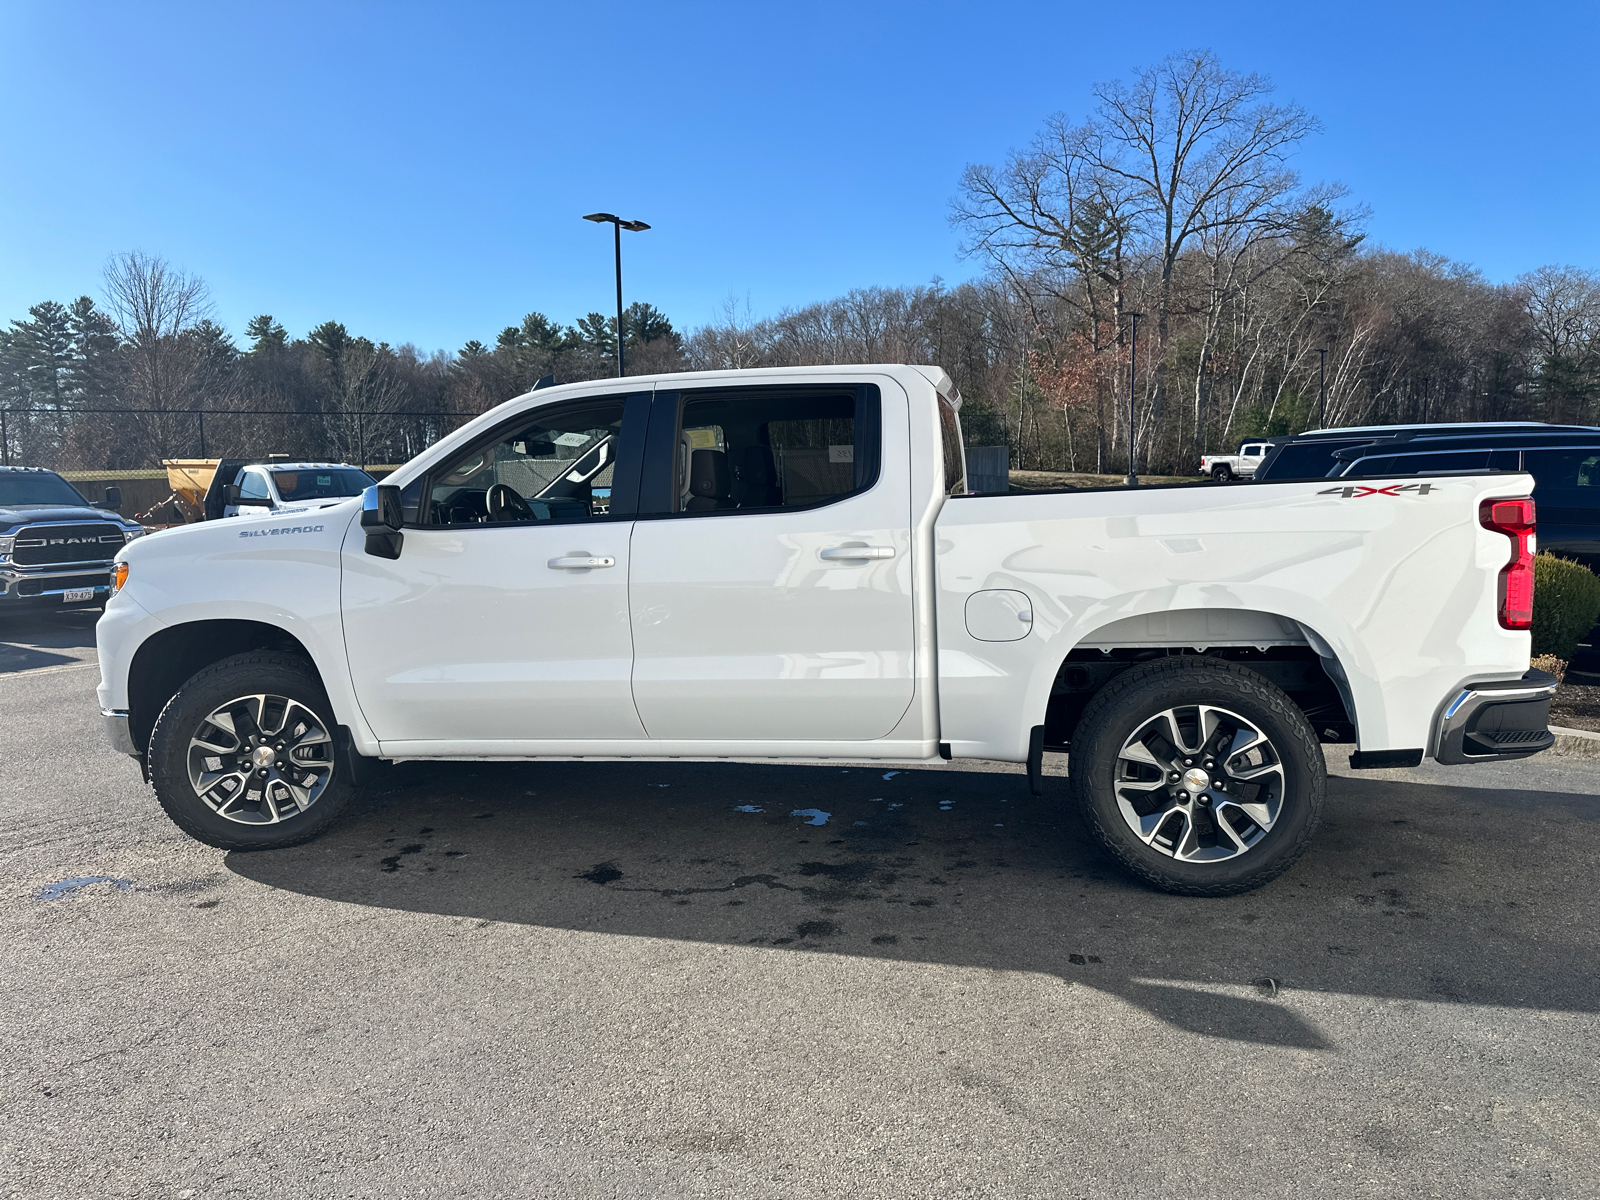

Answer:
[582,212,651,377]
[1125,312,1145,487]
[1316,347,1328,428]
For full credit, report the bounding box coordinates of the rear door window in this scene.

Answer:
[653,385,881,515]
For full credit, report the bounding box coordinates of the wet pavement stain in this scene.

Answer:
[379,844,427,873]
[35,876,133,901]
[577,862,624,885]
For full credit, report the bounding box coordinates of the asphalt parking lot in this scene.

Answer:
[3,610,1599,1199]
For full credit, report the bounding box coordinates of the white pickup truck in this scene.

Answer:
[97,365,1556,895]
[1200,440,1272,482]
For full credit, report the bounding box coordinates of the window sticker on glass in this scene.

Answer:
[828,445,854,464]
[317,475,331,486]
[553,432,591,447]
[687,428,722,450]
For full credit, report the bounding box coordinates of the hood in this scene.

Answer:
[278,497,354,513]
[0,503,127,528]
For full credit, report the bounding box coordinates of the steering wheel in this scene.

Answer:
[486,483,535,522]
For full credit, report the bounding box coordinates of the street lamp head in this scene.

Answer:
[583,213,650,232]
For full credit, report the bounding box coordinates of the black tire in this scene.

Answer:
[148,651,354,850]
[1069,657,1325,896]
[1211,465,1233,483]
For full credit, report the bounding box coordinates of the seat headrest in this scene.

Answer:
[689,448,731,498]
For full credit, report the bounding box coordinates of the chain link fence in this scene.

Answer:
[0,406,482,523]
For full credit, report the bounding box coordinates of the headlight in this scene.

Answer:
[0,534,11,562]
[123,527,145,543]
[112,562,129,593]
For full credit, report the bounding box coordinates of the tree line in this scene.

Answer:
[4,50,1599,477]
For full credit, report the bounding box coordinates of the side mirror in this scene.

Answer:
[103,486,122,512]
[225,484,241,504]
[361,484,403,530]
[361,484,404,559]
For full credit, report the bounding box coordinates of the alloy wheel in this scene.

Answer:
[186,694,335,825]
[1112,704,1285,862]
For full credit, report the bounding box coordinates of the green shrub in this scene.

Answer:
[1532,553,1600,660]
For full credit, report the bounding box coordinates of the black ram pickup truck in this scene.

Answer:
[0,467,147,610]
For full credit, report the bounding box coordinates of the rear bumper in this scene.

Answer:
[1433,669,1558,765]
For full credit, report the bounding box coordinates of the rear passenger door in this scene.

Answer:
[626,381,917,743]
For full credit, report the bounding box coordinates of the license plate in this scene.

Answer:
[62,588,95,603]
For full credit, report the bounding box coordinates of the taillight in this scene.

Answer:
[1479,497,1535,630]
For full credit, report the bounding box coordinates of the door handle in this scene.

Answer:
[820,546,895,561]
[548,555,616,570]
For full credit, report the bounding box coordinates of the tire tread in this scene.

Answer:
[1070,656,1325,896]
[147,651,352,851]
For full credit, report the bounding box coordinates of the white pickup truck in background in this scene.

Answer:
[1200,440,1272,482]
[220,461,375,519]
[97,365,1555,895]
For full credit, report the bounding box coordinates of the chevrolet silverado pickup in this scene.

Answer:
[1,467,146,610]
[96,366,1556,895]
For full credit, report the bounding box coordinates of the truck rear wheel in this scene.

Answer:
[147,652,354,850]
[1211,464,1233,483]
[1069,657,1324,896]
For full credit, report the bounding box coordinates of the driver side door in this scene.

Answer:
[341,391,650,748]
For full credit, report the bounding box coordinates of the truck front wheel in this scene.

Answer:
[147,652,355,850]
[1069,657,1325,895]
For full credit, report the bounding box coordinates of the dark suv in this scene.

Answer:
[1252,422,1595,485]
[1255,424,1600,569]
[0,467,147,610]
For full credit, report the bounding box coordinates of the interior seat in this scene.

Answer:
[738,445,782,507]
[686,448,733,511]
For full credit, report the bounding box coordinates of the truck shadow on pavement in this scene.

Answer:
[0,609,98,673]
[227,759,1600,1051]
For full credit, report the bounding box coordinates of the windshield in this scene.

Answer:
[271,467,375,502]
[0,472,90,508]
[1258,439,1379,480]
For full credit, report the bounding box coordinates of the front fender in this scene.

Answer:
[101,502,378,754]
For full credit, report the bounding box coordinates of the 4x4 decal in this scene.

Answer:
[1318,483,1436,498]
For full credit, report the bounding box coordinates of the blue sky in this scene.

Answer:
[1,1,1596,353]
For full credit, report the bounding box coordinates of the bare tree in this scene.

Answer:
[102,251,213,458]
[1519,265,1600,361]
[956,50,1325,471]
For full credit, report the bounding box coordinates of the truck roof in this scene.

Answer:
[1293,421,1596,439]
[506,363,957,405]
[256,462,367,472]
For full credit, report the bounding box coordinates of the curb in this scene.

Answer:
[1550,725,1600,758]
